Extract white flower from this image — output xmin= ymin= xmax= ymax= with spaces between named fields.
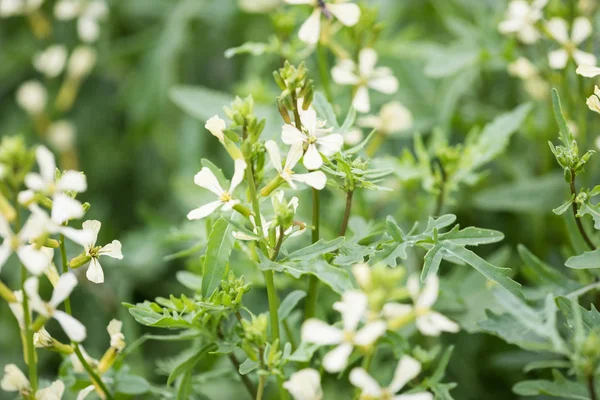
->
xmin=67 ymin=46 xmax=97 ymax=79
xmin=281 ymin=108 xmax=343 ymax=170
xmin=54 ymin=0 xmax=108 ymax=42
xmin=205 ymin=115 xmax=226 ymax=142
xmin=0 ymin=0 xmax=43 ymax=16
xmin=33 ymin=45 xmax=68 ymax=78
xmin=25 ymin=273 xmax=87 ymax=342
xmin=28 ymin=204 xmax=91 ymax=246
xmin=26 ymin=145 xmax=87 ymax=196
xmin=586 ymin=86 xmax=600 ymax=114
xmin=79 ymin=220 xmax=123 ymax=284
xmin=357 ymin=101 xmax=413 ymax=136
xmin=8 ymin=290 xmax=26 ymax=329
xmin=77 ymin=385 xmax=96 ymax=400
xmin=16 ymin=80 xmax=47 ymax=115
xmin=239 ymin=0 xmax=280 ymax=13
xmin=546 ymin=17 xmax=596 ymax=69
xmin=595 ymin=135 xmax=600 ymax=151
xmin=1 ymin=364 xmax=30 ymax=393
xmin=285 ymin=0 xmax=360 ymax=45
xmin=352 ymin=263 xmax=371 ymax=289
xmin=34 ymin=327 xmax=53 ymax=348
xmin=577 ymin=64 xmax=600 ymax=77
xmin=265 ymin=141 xmax=327 ymax=189
xmin=350 ymin=355 xmax=433 ymax=400
xmin=187 ymin=159 xmax=247 ymax=220
xmin=383 ymin=275 xmax=459 ymax=337
xmin=48 ymin=120 xmax=77 ymax=152
xmin=36 ymin=380 xmax=65 ymax=400
xmin=344 ymin=127 xmax=364 ymax=145
xmin=331 ymin=48 xmax=398 ymax=113
xmin=107 ymin=319 xmax=126 ymax=351
xmin=498 ymin=0 xmax=547 ymax=44
xmin=0 ymin=213 xmax=53 ymax=275
xmin=284 ymin=368 xmax=323 ymax=400
xmin=301 ymin=290 xmax=386 ymax=373
xmin=507 ymin=57 xmax=538 ymax=79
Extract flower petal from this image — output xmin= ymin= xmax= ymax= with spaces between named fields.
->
xmin=368 ymin=71 xmax=399 ymax=94
xmin=18 ymin=245 xmax=51 ymax=276
xmin=301 ymin=319 xmax=343 ymax=345
xmin=51 ymin=193 xmax=85 ymax=224
xmin=1 ymin=364 xmax=30 ymax=392
xmin=352 ymin=86 xmax=371 ymax=113
xmin=572 ymin=17 xmax=592 ymax=45
xmin=331 ymin=60 xmax=360 ymax=86
xmin=394 ymin=392 xmax=434 ymax=400
xmin=229 ymin=159 xmax=247 ymax=193
xmin=283 ymin=369 xmax=323 ymax=400
xmin=349 ymin=367 xmax=383 ymax=396
xmin=57 ymin=170 xmax=87 ymax=193
xmin=327 ymin=3 xmax=360 ymax=26
xmin=187 ymin=200 xmax=223 ymax=220
xmin=322 ymin=342 xmax=353 ymax=373
xmin=317 ymin=133 xmax=343 ymax=156
xmin=292 ymin=171 xmax=327 ymax=190
xmin=284 ymin=143 xmax=304 ymax=171
xmin=353 ymin=320 xmax=386 ymax=346
xmin=54 ymin=310 xmax=87 ymax=342
xmin=282 ymin=124 xmax=307 ymax=145
xmin=194 ymin=167 xmax=224 ymax=196
xmin=382 ymin=302 xmax=413 ymax=319
xmin=50 ymin=272 xmax=78 ymax=308
xmin=546 ymin=18 xmax=569 ymax=43
xmin=417 ymin=275 xmax=439 ymax=309
xmin=333 ymin=290 xmax=368 ymax=331
xmin=76 ymin=385 xmax=96 ymax=400
xmin=205 ymin=115 xmax=226 ymax=142
xmin=573 ymin=49 xmax=597 ymax=67
xmin=359 ymin=48 xmax=378 ymax=78
xmin=82 ymin=220 xmax=101 ymax=248
xmin=388 ymin=355 xmax=422 ymax=394
xmin=303 ymin=143 xmax=323 ymax=170
xmin=24 ymin=277 xmax=48 ymax=316
xmin=298 ymin=8 xmax=321 ymax=44
xmin=100 ymin=240 xmax=123 ymax=259
xmin=36 ymin=380 xmax=65 ymax=400
xmin=577 ymin=65 xmax=600 ymax=77
xmin=417 ymin=312 xmax=460 ymax=337
xmin=60 ymin=226 xmax=93 ymax=247
xmin=265 ymin=140 xmax=283 ymax=173
xmin=86 ymin=257 xmax=104 ymax=284
xmin=0 ymin=243 xmax=12 ymax=273
xmin=36 ymin=145 xmax=57 ymax=183
xmin=24 ymin=173 xmax=47 ymax=192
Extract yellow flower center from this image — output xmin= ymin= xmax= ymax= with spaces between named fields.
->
xmin=343 ymin=330 xmax=354 ymax=343
xmin=307 ymin=135 xmax=317 ymax=144
xmin=219 ymin=192 xmax=232 ymax=202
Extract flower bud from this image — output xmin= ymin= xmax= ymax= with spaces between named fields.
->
xmin=69 ymin=253 xmax=92 ymax=269
xmin=273 ymin=71 xmax=287 ymax=90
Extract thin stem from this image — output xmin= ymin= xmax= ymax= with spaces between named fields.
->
xmin=21 ymin=265 xmax=38 ymax=393
xmin=217 ymin=325 xmax=256 ymax=398
xmin=433 ymin=158 xmax=447 ymax=217
xmin=316 ymin=42 xmax=332 ymax=102
xmin=304 ymin=188 xmax=321 ymax=320
xmin=339 ymin=190 xmax=354 ymax=236
xmin=588 ymin=374 xmax=597 ymax=400
xmin=569 ymin=170 xmax=596 ymax=251
xmin=256 ymin=375 xmax=266 ymax=400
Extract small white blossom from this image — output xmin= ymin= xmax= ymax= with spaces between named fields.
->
xmin=8 ymin=290 xmax=26 ymax=329
xmin=265 ymin=140 xmax=327 ymax=189
xmin=26 ymin=145 xmax=87 ymax=197
xmin=77 ymin=385 xmax=96 ymax=400
xmin=350 ymin=355 xmax=433 ymax=400
xmin=352 ymin=263 xmax=371 ymax=289
xmin=36 ymin=380 xmax=65 ymax=400
xmin=507 ymin=58 xmax=549 ymax=99
xmin=54 ymin=0 xmax=108 ymax=42
xmin=281 ymin=108 xmax=343 ymax=170
xmin=25 ymin=273 xmax=87 ymax=342
xmin=302 ymin=290 xmax=386 ymax=373
xmin=107 ymin=319 xmax=126 ymax=351
xmin=498 ymin=0 xmax=547 ymax=43
xmin=285 ymin=0 xmax=360 ymax=45
xmin=34 ymin=327 xmax=54 ymax=348
xmin=284 ymin=368 xmax=323 ymax=400
xmin=344 ymin=127 xmax=364 ymax=145
xmin=0 ymin=0 xmax=43 ymax=16
xmin=67 ymin=46 xmax=97 ymax=79
xmin=577 ymin=64 xmax=600 ymax=77
xmin=33 ymin=45 xmax=68 ymax=78
xmin=0 ymin=364 xmax=30 ymax=393
xmin=79 ymin=220 xmax=123 ymax=283
xmin=0 ymin=213 xmax=52 ymax=275
xmin=546 ymin=17 xmax=596 ymax=69
xmin=331 ymin=48 xmax=398 ymax=113
xmin=16 ymin=80 xmax=47 ymax=115
xmin=239 ymin=0 xmax=280 ymax=13
xmin=357 ymin=101 xmax=413 ymax=136
xmin=586 ymin=86 xmax=600 ymax=114
xmin=383 ymin=275 xmax=459 ymax=336
xmin=47 ymin=120 xmax=77 ymax=152
xmin=205 ymin=115 xmax=226 ymax=142
xmin=187 ymin=159 xmax=247 ymax=220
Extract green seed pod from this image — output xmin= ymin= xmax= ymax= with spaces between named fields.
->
xmin=273 ymin=71 xmax=287 ymax=90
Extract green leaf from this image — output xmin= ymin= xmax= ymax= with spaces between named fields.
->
xmin=479 ymin=310 xmax=554 ymax=352
xmin=286 ymin=342 xmax=320 ymax=363
xmin=115 ymin=374 xmax=151 ymax=395
xmin=523 ymin=360 xmax=571 ymax=373
xmin=127 ymin=305 xmax=194 ymax=329
xmin=441 ymin=241 xmax=523 ymax=300
xmin=438 ymin=226 xmax=504 ymax=246
xmin=339 ymin=106 xmax=356 ymax=134
xmin=284 ymin=238 xmax=345 ymax=261
xmin=312 ymin=91 xmax=339 ymax=129
xmin=553 ymin=195 xmax=575 ymax=215
xmin=577 ymin=201 xmax=600 ymax=229
xmin=422 ymin=243 xmax=443 ymax=281
xmin=168 ymin=343 xmax=216 ymax=386
xmin=238 ymin=359 xmax=259 ymax=375
xmin=224 ymin=42 xmax=269 ymax=58
xmin=278 ymin=290 xmax=306 ymax=321
xmin=176 ymin=271 xmax=203 ymax=291
xmin=386 ymin=216 xmax=405 ymax=242
xmin=202 ymin=218 xmax=235 ymax=297
xmin=518 ymin=244 xmax=572 ymax=287
xmin=513 ymin=371 xmax=589 ymax=399
xmin=566 ymin=248 xmax=600 ymax=269
xmin=551 ymin=89 xmax=574 ymax=148
xmin=556 ymin=296 xmax=600 ymax=334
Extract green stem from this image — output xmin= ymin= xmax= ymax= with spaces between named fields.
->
xmin=304 ymin=189 xmax=321 ymax=320
xmin=339 ymin=190 xmax=354 ymax=236
xmin=569 ymin=170 xmax=597 ymax=251
xmin=256 ymin=375 xmax=266 ymax=400
xmin=21 ymin=265 xmax=38 ymax=393
xmin=317 ymin=42 xmax=332 ymax=102
xmin=588 ymin=374 xmax=597 ymax=400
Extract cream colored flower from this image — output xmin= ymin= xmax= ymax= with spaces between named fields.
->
xmin=498 ymin=0 xmax=547 ymax=43
xmin=546 ymin=17 xmax=596 ymax=69
xmin=357 ymin=101 xmax=413 ymax=136
xmin=16 ymin=80 xmax=47 ymax=115
xmin=587 ymin=86 xmax=600 ymax=114
xmin=33 ymin=45 xmax=68 ymax=78
xmin=284 ymin=368 xmax=323 ymax=400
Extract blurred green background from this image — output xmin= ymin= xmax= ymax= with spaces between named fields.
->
xmin=1 ymin=0 xmax=598 ymax=399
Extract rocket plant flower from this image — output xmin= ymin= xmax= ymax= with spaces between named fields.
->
xmin=546 ymin=17 xmax=596 ymax=69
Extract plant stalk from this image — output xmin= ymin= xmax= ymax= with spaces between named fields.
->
xmin=21 ymin=265 xmax=38 ymax=393
xmin=569 ymin=170 xmax=596 ymax=251
xmin=304 ymin=188 xmax=321 ymax=320
xmin=339 ymin=190 xmax=354 ymax=236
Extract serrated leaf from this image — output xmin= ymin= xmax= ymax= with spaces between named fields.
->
xmin=422 ymin=244 xmax=443 ymax=281
xmin=286 ymin=342 xmax=320 ymax=363
xmin=556 ymin=296 xmax=600 ymax=334
xmin=202 ymin=218 xmax=235 ymax=297
xmin=284 ymin=238 xmax=345 ymax=261
xmin=513 ymin=373 xmax=588 ymax=399
xmin=577 ymin=201 xmax=600 ymax=229
xmin=278 ymin=290 xmax=306 ymax=321
xmin=439 ymin=227 xmax=504 ymax=246
xmin=566 ymin=248 xmax=600 ymax=269
xmin=386 ymin=216 xmax=405 ymax=242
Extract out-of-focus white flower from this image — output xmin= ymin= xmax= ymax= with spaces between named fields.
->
xmin=187 ymin=159 xmax=247 ymax=220
xmin=302 ymin=290 xmax=386 ymax=373
xmin=76 ymin=385 xmax=96 ymax=400
xmin=35 ymin=380 xmax=65 ymax=400
xmin=0 ymin=213 xmax=52 ymax=275
xmin=507 ymin=58 xmax=549 ymax=100
xmin=352 ymin=263 xmax=371 ymax=289
xmin=357 ymin=101 xmax=413 ymax=136
xmin=281 ymin=108 xmax=343 ymax=170
xmin=67 ymin=46 xmax=97 ymax=79
xmin=48 ymin=120 xmax=77 ymax=152
xmin=546 ymin=17 xmax=596 ymax=69
xmin=577 ymin=64 xmax=600 ymax=77
xmin=284 ymin=368 xmax=323 ymax=400
xmin=205 ymin=115 xmax=226 ymax=142
xmin=350 ymin=355 xmax=433 ymax=400
xmin=8 ymin=291 xmax=26 ymax=329
xmin=498 ymin=0 xmax=547 ymax=43
xmin=33 ymin=45 xmax=68 ymax=78
xmin=265 ymin=140 xmax=327 ymax=189
xmin=332 ymin=48 xmax=398 ymax=113
xmin=595 ymin=135 xmax=600 ymax=151
xmin=344 ymin=127 xmax=364 ymax=146
xmin=0 ymin=0 xmax=43 ymax=16
xmin=284 ymin=0 xmax=360 ymax=45
xmin=0 ymin=364 xmax=30 ymax=393
xmin=54 ymin=0 xmax=108 ymax=42
xmin=16 ymin=80 xmax=47 ymax=115
xmin=239 ymin=0 xmax=280 ymax=13
xmin=78 ymin=220 xmax=123 ymax=284
xmin=25 ymin=273 xmax=87 ymax=342
xmin=107 ymin=319 xmax=125 ymax=351
xmin=383 ymin=275 xmax=459 ymax=336
xmin=586 ymin=86 xmax=600 ymax=114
